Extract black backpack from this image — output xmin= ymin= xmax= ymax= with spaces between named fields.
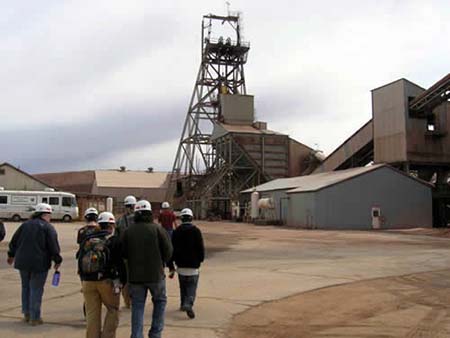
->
xmin=78 ymin=233 xmax=110 ymax=277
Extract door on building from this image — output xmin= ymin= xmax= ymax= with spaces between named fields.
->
xmin=280 ymin=197 xmax=289 ymax=225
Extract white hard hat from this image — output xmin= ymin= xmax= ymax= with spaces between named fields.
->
xmin=161 ymin=202 xmax=170 ymax=209
xmin=98 ymin=212 xmax=115 ymax=224
xmin=180 ymin=208 xmax=193 ymax=217
xmin=84 ymin=207 xmax=98 ymax=217
xmin=35 ymin=203 xmax=52 ymax=214
xmin=135 ymin=200 xmax=152 ymax=212
xmin=124 ymin=195 xmax=137 ymax=206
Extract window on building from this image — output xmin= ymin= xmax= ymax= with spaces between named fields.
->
xmin=49 ymin=197 xmax=59 ymax=205
xmin=0 ymin=196 xmax=7 ymax=204
xmin=0 ymin=169 xmax=5 ymax=175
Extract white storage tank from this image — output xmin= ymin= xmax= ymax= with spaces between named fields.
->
xmin=250 ymin=190 xmax=259 ymax=220
xmin=258 ymin=198 xmax=274 ymax=209
xmin=106 ymin=197 xmax=113 ymax=213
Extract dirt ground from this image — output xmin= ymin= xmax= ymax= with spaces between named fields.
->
xmin=227 ymin=270 xmax=450 ymax=338
xmin=2 ymin=221 xmax=450 ymax=338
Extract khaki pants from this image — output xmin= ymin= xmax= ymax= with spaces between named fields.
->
xmin=122 ymin=283 xmax=131 ymax=308
xmin=82 ymin=280 xmax=120 ymax=338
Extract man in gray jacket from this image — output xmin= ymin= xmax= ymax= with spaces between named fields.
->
xmin=122 ymin=200 xmax=172 ymax=338
xmin=7 ymin=203 xmax=62 ymax=326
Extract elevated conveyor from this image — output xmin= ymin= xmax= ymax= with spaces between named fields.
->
xmin=313 ymin=120 xmax=374 ymax=173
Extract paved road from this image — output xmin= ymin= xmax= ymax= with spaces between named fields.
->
xmin=0 ymin=221 xmax=449 ymax=338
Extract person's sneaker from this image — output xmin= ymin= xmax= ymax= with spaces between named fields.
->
xmin=186 ymin=308 xmax=195 ymax=319
xmin=30 ymin=319 xmax=43 ymax=326
xmin=22 ymin=315 xmax=30 ymax=323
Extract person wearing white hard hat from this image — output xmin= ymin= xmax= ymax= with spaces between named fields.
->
xmin=77 ymin=207 xmax=99 ymax=244
xmin=79 ymin=211 xmax=126 ymax=338
xmin=116 ymin=195 xmax=136 ymax=309
xmin=7 ymin=203 xmax=62 ymax=326
xmin=168 ymin=208 xmax=204 ymax=319
xmin=122 ymin=200 xmax=173 ymax=338
xmin=116 ymin=195 xmax=136 ymax=238
xmin=158 ymin=201 xmax=177 ymax=238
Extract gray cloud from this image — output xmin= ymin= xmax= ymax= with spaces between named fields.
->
xmin=1 ymin=100 xmax=185 ymax=173
xmin=1 ymin=1 xmax=449 ymax=174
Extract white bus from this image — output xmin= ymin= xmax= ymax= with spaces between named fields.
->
xmin=0 ymin=189 xmax=79 ymax=222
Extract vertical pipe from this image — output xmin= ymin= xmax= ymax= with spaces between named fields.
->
xmin=262 ymin=136 xmax=265 ymax=173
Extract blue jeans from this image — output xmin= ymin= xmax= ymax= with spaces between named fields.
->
xmin=129 ymin=280 xmax=167 ymax=338
xmin=19 ymin=270 xmax=49 ymax=320
xmin=164 ymin=229 xmax=173 ymax=238
xmin=178 ymin=274 xmax=199 ymax=310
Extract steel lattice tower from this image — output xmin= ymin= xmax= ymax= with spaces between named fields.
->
xmin=169 ymin=13 xmax=250 ymax=203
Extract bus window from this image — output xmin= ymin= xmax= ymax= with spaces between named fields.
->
xmin=0 ymin=196 xmax=7 ymax=204
xmin=49 ymin=197 xmax=59 ymax=206
xmin=42 ymin=197 xmax=48 ymax=203
xmin=62 ymin=197 xmax=76 ymax=207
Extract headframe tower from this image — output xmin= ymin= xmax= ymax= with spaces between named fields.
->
xmin=169 ymin=13 xmax=250 ymax=207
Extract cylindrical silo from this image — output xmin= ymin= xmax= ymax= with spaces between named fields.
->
xmin=250 ymin=190 xmax=259 ymax=220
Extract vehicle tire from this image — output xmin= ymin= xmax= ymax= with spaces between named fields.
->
xmin=12 ymin=214 xmax=21 ymax=222
xmin=62 ymin=215 xmax=72 ymax=222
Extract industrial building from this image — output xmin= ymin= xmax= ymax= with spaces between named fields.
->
xmin=166 ymin=12 xmax=449 ymax=227
xmin=243 ymin=74 xmax=449 ymax=228
xmin=0 ymin=162 xmax=52 ymax=191
xmin=312 ymin=74 xmax=450 ymax=227
xmin=242 ymin=164 xmax=432 ymax=229
xmin=168 ymin=13 xmax=321 ymax=219
xmin=35 ymin=168 xmax=170 ymax=216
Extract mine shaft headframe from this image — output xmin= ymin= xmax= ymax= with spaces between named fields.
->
xmin=203 ymin=14 xmax=242 ymax=44
xmin=201 ymin=13 xmax=250 ymax=64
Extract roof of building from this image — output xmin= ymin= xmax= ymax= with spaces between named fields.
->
xmin=1 ymin=162 xmax=52 ymax=189
xmin=370 ymin=77 xmax=426 ymax=92
xmin=220 ymin=123 xmax=284 ymax=135
xmin=212 ymin=122 xmax=286 ymax=140
xmin=94 ymin=170 xmax=170 ymax=189
xmin=242 ymin=164 xmax=432 ymax=194
xmin=34 ymin=170 xmax=95 ymax=194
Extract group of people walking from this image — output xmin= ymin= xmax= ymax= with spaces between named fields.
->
xmin=6 ymin=195 xmax=205 ymax=338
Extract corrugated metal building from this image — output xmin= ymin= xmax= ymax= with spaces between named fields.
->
xmin=0 ymin=163 xmax=51 ymax=191
xmin=35 ymin=169 xmax=171 ymax=216
xmin=92 ymin=170 xmax=169 ymax=213
xmin=243 ymin=164 xmax=432 ymax=229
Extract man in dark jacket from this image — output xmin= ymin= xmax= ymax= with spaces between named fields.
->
xmin=7 ymin=203 xmax=62 ymax=326
xmin=122 ymin=200 xmax=172 ymax=338
xmin=115 ymin=195 xmax=136 ymax=309
xmin=0 ymin=220 xmax=5 ymax=242
xmin=79 ymin=212 xmax=126 ymax=338
xmin=169 ymin=208 xmax=205 ymax=319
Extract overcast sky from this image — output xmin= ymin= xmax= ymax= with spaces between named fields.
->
xmin=1 ymin=0 xmax=449 ymax=173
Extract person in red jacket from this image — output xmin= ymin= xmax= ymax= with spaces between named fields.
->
xmin=158 ymin=202 xmax=177 ymax=237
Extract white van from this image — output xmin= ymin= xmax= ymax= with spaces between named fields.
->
xmin=0 ymin=189 xmax=79 ymax=222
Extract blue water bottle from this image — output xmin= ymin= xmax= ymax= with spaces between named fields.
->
xmin=52 ymin=271 xmax=60 ymax=287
